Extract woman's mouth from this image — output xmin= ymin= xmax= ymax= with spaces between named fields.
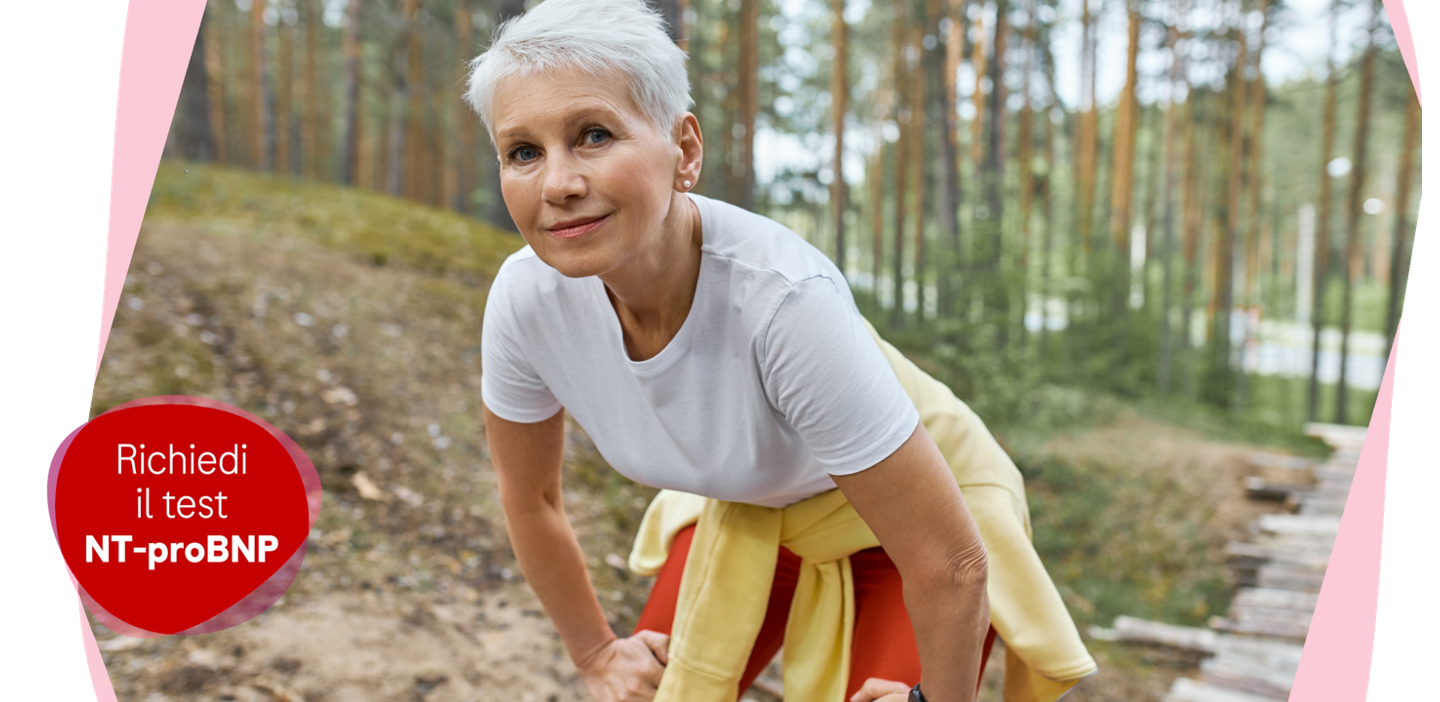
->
xmin=548 ymin=215 xmax=609 ymax=239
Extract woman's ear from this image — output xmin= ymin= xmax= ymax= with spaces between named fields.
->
xmin=674 ymin=112 xmax=703 ymax=192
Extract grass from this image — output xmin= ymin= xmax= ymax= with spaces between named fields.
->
xmin=1017 ymin=450 xmax=1234 ymax=631
xmin=1241 ymin=373 xmax=1379 ymax=432
xmin=146 ymin=161 xmax=523 ymax=285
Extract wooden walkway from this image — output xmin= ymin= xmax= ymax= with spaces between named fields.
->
xmin=1092 ymin=423 xmax=1367 ymax=702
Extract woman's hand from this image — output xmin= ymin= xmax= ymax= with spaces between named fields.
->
xmin=850 ymin=677 xmax=913 ymax=702
xmin=576 ymin=630 xmax=671 ymax=702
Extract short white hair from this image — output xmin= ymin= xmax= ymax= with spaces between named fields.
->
xmin=464 ymin=0 xmax=692 ymax=141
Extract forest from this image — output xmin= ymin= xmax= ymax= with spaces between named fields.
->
xmin=87 ymin=1 xmax=1418 ymax=698
xmin=162 ymin=0 xmax=1419 ymax=431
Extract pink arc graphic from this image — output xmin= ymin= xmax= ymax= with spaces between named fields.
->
xmin=89 ymin=0 xmax=1421 ymax=700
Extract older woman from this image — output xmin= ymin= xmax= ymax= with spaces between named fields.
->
xmin=466 ymin=2 xmax=1094 ymax=702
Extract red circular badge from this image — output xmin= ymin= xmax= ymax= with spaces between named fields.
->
xmin=48 ymin=396 xmax=320 ymax=637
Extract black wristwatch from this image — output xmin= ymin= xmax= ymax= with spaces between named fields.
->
xmin=909 ymin=683 xmax=928 ymax=702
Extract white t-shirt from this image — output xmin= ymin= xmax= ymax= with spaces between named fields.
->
xmin=480 ymin=194 xmax=920 ymax=508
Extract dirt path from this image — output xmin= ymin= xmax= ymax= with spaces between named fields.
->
xmin=96 ymin=581 xmax=590 ymax=702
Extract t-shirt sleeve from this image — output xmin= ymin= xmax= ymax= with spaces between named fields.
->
xmin=758 ymin=275 xmax=920 ymax=476
xmin=480 ymin=264 xmax=563 ymax=423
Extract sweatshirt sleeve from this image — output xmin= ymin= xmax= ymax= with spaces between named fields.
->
xmin=758 ymin=275 xmax=920 ymax=475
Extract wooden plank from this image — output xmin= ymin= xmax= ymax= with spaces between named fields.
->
xmin=1217 ymin=616 xmax=1311 ymax=640
xmin=1253 ymin=533 xmax=1338 ymax=554
xmin=1232 ymin=588 xmax=1319 ymax=610
xmin=1229 ymin=604 xmax=1315 ymax=622
xmin=1199 ymin=656 xmax=1297 ymax=697
xmin=1110 ymin=616 xmax=1219 ymax=653
xmin=1304 ymin=423 xmax=1368 ymax=449
xmin=1245 ymin=476 xmax=1313 ymax=502
xmin=1212 ymin=635 xmax=1305 ymax=667
xmin=1256 ymin=566 xmax=1326 ymax=592
xmin=1312 ymin=465 xmax=1357 ymax=482
xmin=1256 ymin=514 xmax=1341 ymax=537
xmin=1297 ymin=500 xmax=1347 ymax=517
xmin=1224 ymin=542 xmax=1329 ymax=568
xmin=1166 ymin=677 xmax=1287 ymax=702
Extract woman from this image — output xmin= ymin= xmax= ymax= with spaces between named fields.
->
xmin=466 ymin=2 xmax=1094 ymax=701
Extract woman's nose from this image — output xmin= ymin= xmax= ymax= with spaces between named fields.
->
xmin=541 ymin=153 xmax=587 ymax=204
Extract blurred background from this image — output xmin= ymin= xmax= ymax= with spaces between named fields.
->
xmin=161 ymin=0 xmax=1418 ymax=429
xmin=93 ymin=0 xmax=1416 ymax=700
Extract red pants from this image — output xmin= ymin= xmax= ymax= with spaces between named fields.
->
xmin=635 ymin=524 xmax=997 ymax=699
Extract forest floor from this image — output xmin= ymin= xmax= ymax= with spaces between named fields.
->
xmin=90 ymin=163 xmax=1321 ymax=702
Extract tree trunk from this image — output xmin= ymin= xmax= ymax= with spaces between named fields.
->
xmin=453 ymin=0 xmax=474 ymax=212
xmin=1017 ymin=7 xmax=1035 ymax=345
xmin=892 ymin=28 xmax=910 ymax=329
xmin=302 ymin=0 xmax=324 ymax=179
xmin=1110 ymin=0 xmax=1141 ymax=337
xmin=646 ymin=0 xmax=682 ymax=42
xmin=911 ymin=20 xmax=928 ymax=324
xmin=1243 ymin=0 xmax=1270 ymax=308
xmin=1158 ymin=0 xmax=1188 ymax=393
xmin=1040 ymin=19 xmax=1058 ymax=357
xmin=428 ymin=76 xmax=445 ymax=207
xmin=170 ymin=9 xmax=217 ymax=162
xmin=277 ymin=14 xmax=294 ymax=175
xmin=1234 ymin=0 xmax=1270 ymax=409
xmin=984 ymin=0 xmax=1008 ymax=342
xmin=393 ymin=0 xmax=420 ymax=199
xmin=1140 ymin=102 xmax=1163 ymax=306
xmin=1307 ymin=0 xmax=1340 ymax=422
xmin=831 ymin=0 xmax=849 ymax=276
xmin=939 ymin=0 xmax=965 ymax=319
xmin=204 ymin=3 xmax=229 ymax=164
xmin=969 ymin=10 xmax=987 ymax=171
xmin=737 ymin=0 xmax=759 ymax=210
xmin=341 ymin=0 xmax=363 ymax=185
xmin=1385 ymin=84 xmax=1421 ymax=360
xmin=685 ymin=0 xmax=703 ymax=194
xmin=678 ymin=0 xmax=690 ymax=50
xmin=1336 ymin=0 xmax=1379 ymax=425
xmin=1181 ymin=92 xmax=1209 ymax=398
xmin=1076 ymin=0 xmax=1098 ymax=256
xmin=1109 ymin=0 xmax=1141 ymax=256
xmin=1207 ymin=19 xmax=1247 ymax=408
xmin=251 ymin=0 xmax=269 ymax=170
xmin=406 ymin=0 xmax=425 ymax=200
xmin=719 ymin=19 xmax=736 ymax=203
xmin=871 ymin=143 xmax=886 ymax=311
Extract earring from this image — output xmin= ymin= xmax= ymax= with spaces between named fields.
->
xmin=683 ymin=180 xmax=692 ymax=189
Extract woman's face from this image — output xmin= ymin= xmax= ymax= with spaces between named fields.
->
xmin=491 ymin=66 xmax=696 ymax=280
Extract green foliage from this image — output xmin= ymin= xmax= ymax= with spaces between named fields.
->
xmin=147 ymin=161 xmax=524 ymax=284
xmin=1019 ymin=452 xmax=1233 ymax=630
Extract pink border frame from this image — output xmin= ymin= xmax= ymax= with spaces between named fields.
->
xmin=88 ymin=0 xmax=1421 ymax=699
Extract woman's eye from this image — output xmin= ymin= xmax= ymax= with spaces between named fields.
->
xmin=511 ymin=146 xmax=538 ymax=162
xmin=585 ymin=128 xmax=610 ymax=145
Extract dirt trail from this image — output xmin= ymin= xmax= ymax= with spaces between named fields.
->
xmin=96 ymin=582 xmax=589 ymax=702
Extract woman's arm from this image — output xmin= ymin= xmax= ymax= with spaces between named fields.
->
xmin=831 ymin=420 xmax=991 ymax=702
xmin=482 ymin=404 xmax=669 ymax=701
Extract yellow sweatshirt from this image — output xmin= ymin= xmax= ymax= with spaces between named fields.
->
xmin=628 ymin=321 xmax=1097 ymax=702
